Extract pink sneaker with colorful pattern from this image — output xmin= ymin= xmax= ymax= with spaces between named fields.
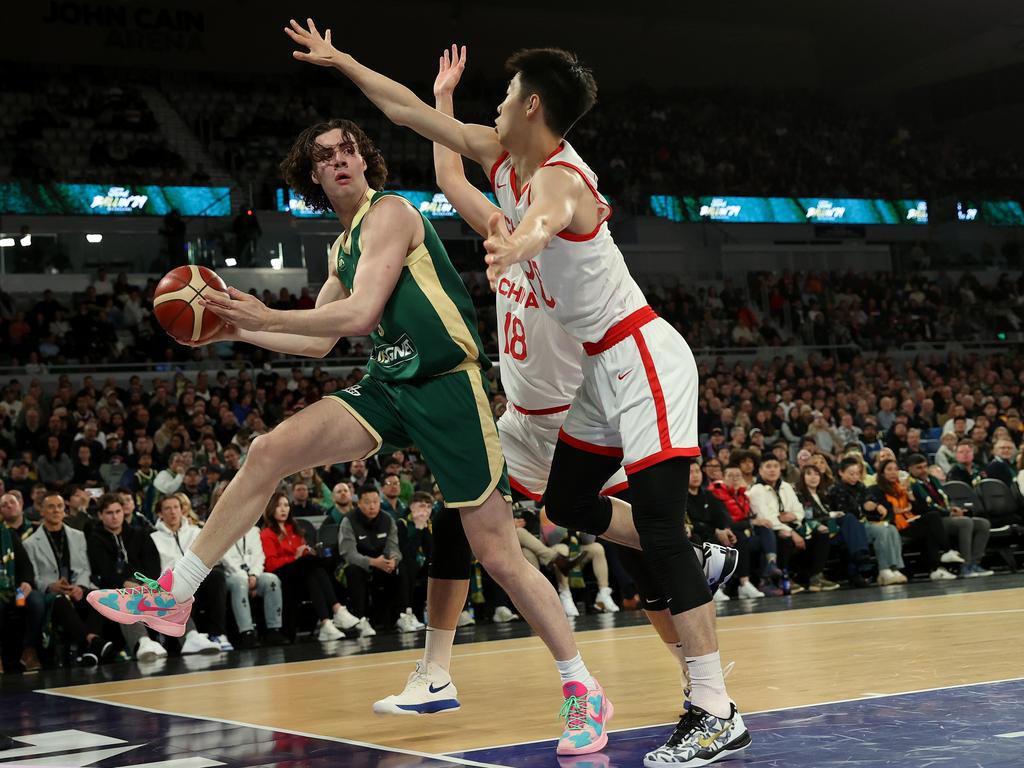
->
xmin=557 ymin=679 xmax=614 ymax=755
xmin=87 ymin=569 xmax=192 ymax=637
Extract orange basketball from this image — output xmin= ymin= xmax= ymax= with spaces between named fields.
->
xmin=153 ymin=265 xmax=229 ymax=343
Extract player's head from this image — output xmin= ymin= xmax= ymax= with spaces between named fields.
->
xmin=280 ymin=118 xmax=387 ymax=213
xmin=497 ymin=48 xmax=597 ymax=147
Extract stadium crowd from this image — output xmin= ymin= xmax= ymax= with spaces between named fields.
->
xmin=0 ymin=337 xmax=1022 ymax=671
xmin=1 ymin=269 xmax=1020 ymax=370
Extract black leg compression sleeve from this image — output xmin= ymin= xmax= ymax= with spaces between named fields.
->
xmin=544 ymin=439 xmax=621 ymax=535
xmin=616 ymin=543 xmax=668 ymax=611
xmin=629 ymin=458 xmax=712 ymax=615
xmin=428 ymin=503 xmax=473 ymax=580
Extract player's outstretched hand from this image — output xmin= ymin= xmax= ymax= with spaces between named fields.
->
xmin=433 ymin=44 xmax=467 ymax=99
xmin=199 ymin=287 xmax=272 ymax=331
xmin=484 ymin=212 xmax=515 ymax=291
xmin=285 ymin=18 xmax=340 ymax=67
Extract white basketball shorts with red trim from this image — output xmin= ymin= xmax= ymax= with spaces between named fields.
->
xmin=559 ymin=308 xmax=700 ymax=475
xmin=498 ymin=405 xmax=629 ymax=501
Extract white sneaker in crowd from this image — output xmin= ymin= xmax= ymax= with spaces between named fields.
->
xmin=181 ymin=630 xmax=221 ymax=655
xmin=317 ymin=620 xmax=344 ymax=641
xmin=333 ymin=605 xmax=360 ymax=631
xmin=713 ymin=588 xmax=731 ymax=602
xmin=456 ymin=609 xmax=475 ymax=627
xmin=559 ymin=590 xmax=579 ymax=617
xmin=135 ymin=636 xmax=167 ymax=662
xmin=208 ymin=634 xmax=234 ymax=651
xmin=396 ymin=610 xmax=423 ymax=633
xmin=357 ymin=616 xmax=378 ymax=637
xmin=930 ymin=567 xmax=957 ymax=581
xmin=878 ymin=568 xmax=901 ymax=586
xmin=737 ymin=581 xmax=765 ymax=599
xmin=940 ymin=550 xmax=965 ymax=565
xmin=492 ymin=606 xmax=519 ymax=623
xmin=594 ymin=586 xmax=620 ymax=613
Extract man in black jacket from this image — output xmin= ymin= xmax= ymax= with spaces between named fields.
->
xmin=984 ymin=439 xmax=1016 ymax=488
xmin=86 ymin=493 xmax=166 ymax=661
xmin=0 ymin=514 xmax=42 ymax=672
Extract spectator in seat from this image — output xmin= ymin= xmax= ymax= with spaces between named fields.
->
xmin=380 ymin=474 xmax=407 ymax=520
xmin=687 ymin=460 xmax=757 ymax=598
xmin=220 ymin=525 xmax=287 ymax=648
xmin=261 ymin=492 xmax=358 ymax=641
xmin=347 ymin=458 xmax=375 ymax=490
xmin=319 ymin=482 xmax=355 ymax=549
xmin=772 ymin=442 xmax=799 ymax=484
xmin=116 ymin=489 xmax=152 ymax=533
xmin=747 ymin=456 xmax=811 ymax=594
xmin=795 ymin=465 xmax=869 ymax=588
xmin=35 ymin=436 xmax=73 ymax=492
xmin=150 ymin=495 xmax=225 ymax=653
xmin=709 ymin=464 xmax=779 ymax=596
xmin=154 ymin=452 xmax=189 ymax=495
xmin=288 ymin=481 xmax=320 ymax=517
xmin=339 ymin=486 xmax=401 ymax=636
xmin=703 ymin=457 xmax=723 ymax=483
xmin=969 ymin=425 xmax=993 ymax=467
xmin=735 ymin=449 xmax=758 ymax=488
xmin=946 ymin=442 xmax=982 ymax=485
xmin=906 ymin=455 xmax=993 ymax=579
xmin=935 ymin=432 xmax=958 ymax=475
xmin=860 ymin=422 xmax=884 ymax=465
xmin=64 ymin=486 xmax=95 ymax=532
xmin=99 ymin=436 xmax=132 ymax=490
xmin=827 ymin=457 xmax=903 ymax=587
xmin=1 ymin=491 xmax=36 ymax=541
xmin=394 ymin=491 xmax=433 ymax=632
xmin=86 ymin=493 xmax=165 ymax=661
xmin=131 ymin=452 xmax=158 ymax=521
xmin=869 ymin=459 xmax=960 ymax=582
xmin=984 ymin=439 xmax=1016 ymax=487
xmin=71 ymin=445 xmax=102 ymax=489
xmin=23 ymin=492 xmax=118 ymax=665
xmin=0 ymin=493 xmax=43 ymax=672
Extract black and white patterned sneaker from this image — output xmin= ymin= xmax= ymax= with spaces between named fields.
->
xmin=644 ymin=702 xmax=750 ymax=767
xmin=701 ymin=542 xmax=739 ymax=593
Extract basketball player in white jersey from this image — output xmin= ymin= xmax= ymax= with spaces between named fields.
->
xmin=373 ymin=45 xmax=737 ymax=730
xmin=287 ymin=20 xmax=749 ymax=766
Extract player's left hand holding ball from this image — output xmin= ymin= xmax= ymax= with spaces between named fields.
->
xmin=199 ymin=287 xmax=272 ymax=331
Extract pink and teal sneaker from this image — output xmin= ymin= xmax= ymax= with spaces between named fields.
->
xmin=556 ymin=679 xmax=613 ymax=755
xmin=87 ymin=569 xmax=192 ymax=637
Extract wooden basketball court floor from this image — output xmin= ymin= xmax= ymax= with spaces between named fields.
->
xmin=15 ymin=583 xmax=1022 ymax=767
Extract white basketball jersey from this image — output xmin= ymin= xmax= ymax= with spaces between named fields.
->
xmin=490 ymin=141 xmax=647 ymax=345
xmin=495 ymin=263 xmax=584 ymax=412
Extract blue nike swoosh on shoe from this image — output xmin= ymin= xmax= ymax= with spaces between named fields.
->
xmin=428 ymin=682 xmax=451 ymax=694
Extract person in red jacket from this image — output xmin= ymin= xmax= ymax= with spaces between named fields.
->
xmin=708 ymin=465 xmax=782 ymax=597
xmin=260 ymin=492 xmax=355 ymax=642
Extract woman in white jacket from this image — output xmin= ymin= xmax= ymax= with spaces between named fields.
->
xmin=220 ymin=527 xmax=287 ymax=647
xmin=151 ymin=496 xmax=228 ymax=653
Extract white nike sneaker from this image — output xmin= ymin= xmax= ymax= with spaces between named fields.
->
xmin=701 ymin=542 xmax=739 ymax=591
xmin=594 ymin=586 xmax=620 ymax=613
xmin=333 ymin=605 xmax=360 ymax=631
xmin=930 ymin=567 xmax=957 ymax=581
xmin=373 ymin=660 xmax=460 ymax=715
xmin=135 ymin=636 xmax=167 ymax=662
xmin=492 ymin=605 xmax=519 ymax=623
xmin=356 ymin=616 xmax=377 ymax=637
xmin=317 ymin=621 xmax=344 ymax=641
xmin=645 ymin=702 xmax=750 ymax=767
xmin=208 ymin=634 xmax=234 ymax=651
xmin=940 ymin=550 xmax=965 ymax=565
xmin=181 ymin=630 xmax=221 ymax=655
xmin=395 ymin=610 xmax=422 ymax=633
xmin=713 ymin=588 xmax=731 ymax=602
xmin=736 ymin=581 xmax=765 ymax=599
xmin=457 ymin=609 xmax=475 ymax=627
xmin=559 ymin=590 xmax=579 ymax=617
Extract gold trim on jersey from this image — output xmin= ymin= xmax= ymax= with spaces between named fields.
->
xmin=445 ymin=370 xmax=506 ymax=508
xmin=406 ymin=249 xmax=479 ymax=368
xmin=340 ymin=188 xmax=377 ymax=255
xmin=322 ymin=395 xmax=384 ymax=460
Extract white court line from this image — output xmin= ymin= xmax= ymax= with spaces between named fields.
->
xmin=445 ymin=675 xmax=1024 ymax=755
xmin=67 ymin=606 xmax=1024 ymax=698
xmin=38 ymin=688 xmax=504 ymax=768
xmin=995 ymin=731 xmax=1024 ymax=738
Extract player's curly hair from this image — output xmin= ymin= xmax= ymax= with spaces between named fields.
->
xmin=505 ymin=48 xmax=597 ymax=137
xmin=279 ymin=119 xmax=388 ymax=213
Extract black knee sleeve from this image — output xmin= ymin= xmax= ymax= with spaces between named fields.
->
xmin=544 ymin=440 xmax=621 ymax=535
xmin=428 ymin=504 xmax=473 ymax=580
xmin=617 ymin=542 xmax=668 ymax=611
xmin=629 ymin=458 xmax=712 ymax=614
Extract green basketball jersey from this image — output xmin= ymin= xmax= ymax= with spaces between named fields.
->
xmin=330 ymin=190 xmax=490 ymax=382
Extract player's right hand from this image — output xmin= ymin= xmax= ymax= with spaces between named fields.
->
xmin=433 ymin=44 xmax=467 ymax=99
xmin=285 ymin=18 xmax=340 ymax=67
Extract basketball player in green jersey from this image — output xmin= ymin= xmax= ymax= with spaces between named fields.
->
xmin=87 ymin=118 xmax=614 ymax=754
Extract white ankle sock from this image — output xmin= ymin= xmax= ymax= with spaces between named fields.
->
xmin=170 ymin=550 xmax=211 ymax=603
xmin=555 ymin=652 xmax=596 ymax=689
xmin=423 ymin=627 xmax=456 ymax=672
xmin=665 ymin=641 xmax=690 ymax=693
xmin=686 ymin=650 xmax=731 ymax=718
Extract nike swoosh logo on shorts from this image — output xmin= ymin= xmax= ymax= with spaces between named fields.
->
xmin=496 ymin=183 xmax=507 ymax=189
xmin=428 ymin=682 xmax=451 ymax=694
xmin=618 ymin=369 xmax=633 ymax=380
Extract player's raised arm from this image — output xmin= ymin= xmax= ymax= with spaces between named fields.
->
xmin=432 ymin=45 xmax=500 ymax=238
xmin=285 ymin=19 xmax=502 ymax=172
